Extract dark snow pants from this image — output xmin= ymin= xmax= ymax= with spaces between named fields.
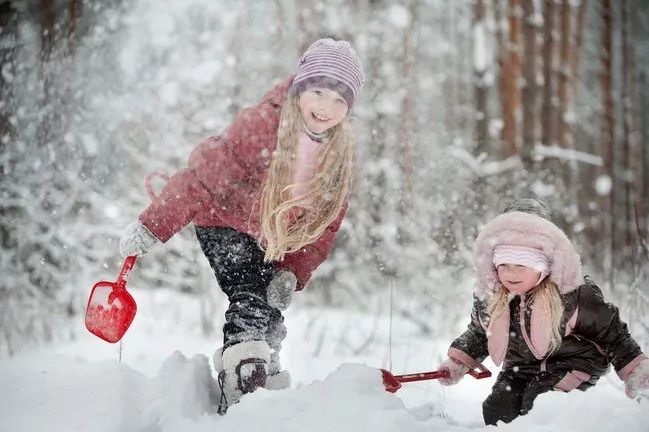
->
xmin=195 ymin=226 xmax=286 ymax=353
xmin=482 ymin=370 xmax=566 ymax=425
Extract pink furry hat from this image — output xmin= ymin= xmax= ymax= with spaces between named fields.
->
xmin=473 ymin=211 xmax=582 ymax=299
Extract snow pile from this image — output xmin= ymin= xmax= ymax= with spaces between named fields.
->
xmin=1 ymin=289 xmax=646 ymax=432
xmin=2 ymin=349 xmax=647 ymax=432
xmin=0 ymin=353 xmax=439 ymax=432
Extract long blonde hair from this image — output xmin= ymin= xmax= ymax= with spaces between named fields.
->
xmin=487 ymin=278 xmax=565 ymax=354
xmin=259 ymin=95 xmax=354 ymax=262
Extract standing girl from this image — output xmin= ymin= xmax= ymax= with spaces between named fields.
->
xmin=119 ymin=38 xmax=365 ymax=411
xmin=438 ymin=199 xmax=649 ymax=425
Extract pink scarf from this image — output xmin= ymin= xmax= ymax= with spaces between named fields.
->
xmin=487 ymin=295 xmax=552 ymax=366
xmin=291 ymin=131 xmax=322 ymax=200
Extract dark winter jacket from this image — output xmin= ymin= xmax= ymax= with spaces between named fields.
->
xmin=449 ymin=277 xmax=644 ymax=389
xmin=448 ymin=211 xmax=646 ymax=391
xmin=139 ymin=77 xmax=347 ymax=290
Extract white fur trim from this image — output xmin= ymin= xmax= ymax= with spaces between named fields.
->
xmin=222 ymin=340 xmax=271 ymax=372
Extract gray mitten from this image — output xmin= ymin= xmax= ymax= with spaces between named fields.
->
xmin=119 ymin=221 xmax=159 ymax=257
xmin=266 ymin=270 xmax=297 ymax=311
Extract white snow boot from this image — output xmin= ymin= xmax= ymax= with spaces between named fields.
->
xmin=216 ymin=340 xmax=270 ymax=414
xmin=213 ymin=341 xmax=291 ymax=412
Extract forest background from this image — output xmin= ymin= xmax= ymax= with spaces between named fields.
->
xmin=1 ymin=0 xmax=648 ymax=357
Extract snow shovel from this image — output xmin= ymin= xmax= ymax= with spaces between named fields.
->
xmin=381 ymin=363 xmax=492 ymax=393
xmin=85 ymin=255 xmax=138 ymax=343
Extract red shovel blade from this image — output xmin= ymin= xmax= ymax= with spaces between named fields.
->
xmin=381 ymin=363 xmax=492 ymax=393
xmin=85 ymin=256 xmax=138 ymax=343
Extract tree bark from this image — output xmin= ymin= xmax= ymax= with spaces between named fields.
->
xmin=0 ymin=1 xmax=17 ymax=224
xmin=40 ymin=0 xmax=56 ymax=62
xmin=474 ymin=0 xmax=490 ymax=157
xmin=599 ymin=0 xmax=615 ymax=284
xmin=520 ymin=0 xmax=537 ymax=169
xmin=398 ymin=0 xmax=419 ymax=214
xmin=556 ymin=0 xmax=572 ymax=150
xmin=501 ymin=0 xmax=521 ymax=157
xmin=493 ymin=0 xmax=505 ymax=155
xmin=0 ymin=2 xmax=16 ymax=149
xmin=66 ymin=0 xmax=83 ymax=54
xmin=640 ymin=69 xmax=649 ymax=249
xmin=540 ymin=0 xmax=556 ymax=149
xmin=620 ymin=0 xmax=642 ymax=267
xmin=569 ymin=0 xmax=587 ymax=103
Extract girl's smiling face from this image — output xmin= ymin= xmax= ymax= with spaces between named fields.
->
xmin=298 ymin=87 xmax=348 ymax=134
xmin=496 ymin=263 xmax=541 ymax=295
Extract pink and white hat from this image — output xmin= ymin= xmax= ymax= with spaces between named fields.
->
xmin=292 ymin=38 xmax=365 ymax=109
xmin=493 ymin=244 xmax=550 ymax=283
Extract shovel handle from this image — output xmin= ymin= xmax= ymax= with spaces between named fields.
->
xmin=115 ymin=255 xmax=137 ymax=290
xmin=390 ymin=370 xmax=449 ymax=383
xmin=466 ymin=363 xmax=492 ymax=379
xmin=391 ymin=363 xmax=491 ymax=383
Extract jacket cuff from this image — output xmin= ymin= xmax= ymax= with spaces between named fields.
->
xmin=139 ymin=216 xmax=167 ymax=243
xmin=448 ymin=347 xmax=481 ymax=370
xmin=617 ymin=353 xmax=648 ymax=381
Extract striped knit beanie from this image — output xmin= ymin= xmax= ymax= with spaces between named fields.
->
xmin=292 ymin=38 xmax=365 ymax=109
xmin=493 ymin=244 xmax=550 ymax=280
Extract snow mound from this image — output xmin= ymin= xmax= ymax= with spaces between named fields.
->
xmin=2 ymin=351 xmax=647 ymax=432
xmin=213 ymin=363 xmax=438 ymax=432
xmin=0 ymin=352 xmax=441 ymax=432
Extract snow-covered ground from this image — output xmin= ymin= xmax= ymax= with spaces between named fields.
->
xmin=1 ymin=288 xmax=646 ymax=432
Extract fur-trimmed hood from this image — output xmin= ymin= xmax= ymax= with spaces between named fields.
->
xmin=473 ymin=211 xmax=582 ymax=299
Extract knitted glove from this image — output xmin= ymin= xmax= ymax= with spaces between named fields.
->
xmin=266 ymin=270 xmax=297 ymax=311
xmin=625 ymin=358 xmax=649 ymax=398
xmin=119 ymin=221 xmax=159 ymax=257
xmin=438 ymin=357 xmax=470 ymax=386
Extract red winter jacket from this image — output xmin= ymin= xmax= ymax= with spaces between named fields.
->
xmin=139 ymin=77 xmax=348 ymax=290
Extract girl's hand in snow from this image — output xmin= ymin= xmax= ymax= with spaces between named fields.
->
xmin=438 ymin=357 xmax=469 ymax=386
xmin=625 ymin=358 xmax=649 ymax=399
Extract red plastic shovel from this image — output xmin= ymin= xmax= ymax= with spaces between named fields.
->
xmin=85 ymin=256 xmax=138 ymax=343
xmin=381 ymin=363 xmax=492 ymax=393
